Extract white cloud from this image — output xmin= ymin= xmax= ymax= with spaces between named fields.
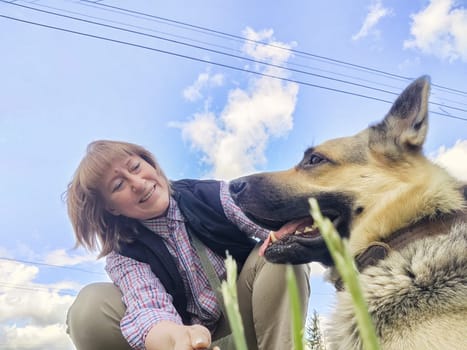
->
xmin=175 ymin=28 xmax=299 ymax=180
xmin=352 ymin=0 xmax=393 ymax=41
xmin=309 ymin=262 xmax=326 ymax=277
xmin=0 ymin=254 xmax=90 ymax=349
xmin=0 ymin=260 xmax=76 ymax=321
xmin=432 ymin=139 xmax=467 ymax=181
xmin=404 ymin=0 xmax=467 ymax=62
xmin=1 ymin=324 xmax=73 ymax=350
xmin=43 ymin=249 xmax=99 ymax=266
xmin=0 ymin=246 xmax=12 ymax=259
xmin=0 ymin=260 xmax=38 ymax=287
xmin=241 ymin=27 xmax=296 ymax=65
xmin=183 ymin=71 xmax=224 ymax=102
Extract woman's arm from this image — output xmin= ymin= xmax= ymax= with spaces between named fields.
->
xmin=220 ymin=181 xmax=269 ymax=240
xmin=105 ymin=252 xmax=184 ymax=349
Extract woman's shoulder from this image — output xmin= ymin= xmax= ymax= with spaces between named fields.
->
xmin=171 ymin=178 xmax=224 ymax=190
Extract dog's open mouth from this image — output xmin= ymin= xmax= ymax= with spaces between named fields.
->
xmin=259 ymin=217 xmax=318 ymax=255
xmin=256 ymin=212 xmax=342 ymax=265
xmin=229 ymin=178 xmax=353 ymax=265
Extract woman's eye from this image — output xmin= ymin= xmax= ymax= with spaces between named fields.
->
xmin=112 ymin=180 xmax=123 ymax=192
xmin=131 ymin=162 xmax=141 ymax=172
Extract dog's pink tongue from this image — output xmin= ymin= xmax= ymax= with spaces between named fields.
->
xmin=258 ymin=218 xmax=311 ymax=256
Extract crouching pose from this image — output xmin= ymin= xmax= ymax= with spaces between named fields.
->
xmin=65 ymin=140 xmax=310 ymax=350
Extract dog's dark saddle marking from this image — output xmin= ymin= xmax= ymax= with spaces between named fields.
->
xmin=335 ymin=185 xmax=467 ymax=291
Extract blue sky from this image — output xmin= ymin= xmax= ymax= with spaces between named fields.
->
xmin=1 ymin=0 xmax=466 ymax=348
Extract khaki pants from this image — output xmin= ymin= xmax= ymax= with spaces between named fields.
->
xmin=67 ymin=246 xmax=310 ymax=350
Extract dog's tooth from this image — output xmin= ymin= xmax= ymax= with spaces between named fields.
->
xmin=269 ymin=231 xmax=278 ymax=242
xmin=303 ymin=226 xmax=314 ymax=233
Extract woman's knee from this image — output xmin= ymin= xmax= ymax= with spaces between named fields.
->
xmin=68 ymin=282 xmax=124 ymax=324
xmin=67 ymin=282 xmax=129 ymax=350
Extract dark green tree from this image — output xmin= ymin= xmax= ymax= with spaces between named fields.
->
xmin=305 ymin=309 xmax=326 ymax=350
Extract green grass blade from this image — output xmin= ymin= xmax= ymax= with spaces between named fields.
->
xmin=220 ymin=254 xmax=248 ymax=350
xmin=309 ymin=198 xmax=380 ymax=350
xmin=286 ymin=265 xmax=305 ymax=350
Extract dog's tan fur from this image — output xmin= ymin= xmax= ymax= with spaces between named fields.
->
xmin=229 ymin=76 xmax=467 ymax=349
xmin=258 ymin=130 xmax=464 ymax=256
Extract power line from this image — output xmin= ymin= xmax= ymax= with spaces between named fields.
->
xmin=0 ymin=256 xmax=106 ymax=275
xmin=0 ymin=13 xmax=466 ymax=121
xmin=37 ymin=0 xmax=248 ymax=56
xmin=429 ymin=101 xmax=466 ymax=113
xmin=9 ymin=0 xmax=463 ymax=119
xmin=0 ymin=282 xmax=78 ymax=296
xmin=5 ymin=0 xmax=466 ymax=115
xmin=10 ymin=0 xmax=467 ymax=114
xmin=3 ymin=2 xmax=467 ymax=107
xmin=75 ymin=0 xmax=420 ymax=90
xmin=78 ymin=0 xmax=467 ymax=96
xmin=25 ymin=0 xmax=467 ymax=114
xmin=3 ymin=1 xmax=405 ymax=98
xmin=77 ymin=0 xmax=419 ymax=81
xmin=431 ymin=92 xmax=467 ymax=108
xmin=22 ymin=0 xmax=414 ymax=97
xmin=0 ymin=14 xmax=396 ymax=103
xmin=52 ymin=0 xmax=410 ymax=94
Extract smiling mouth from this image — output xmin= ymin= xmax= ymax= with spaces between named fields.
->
xmin=140 ymin=184 xmax=155 ymax=203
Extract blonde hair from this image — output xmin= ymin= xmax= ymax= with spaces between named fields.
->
xmin=65 ymin=140 xmax=170 ymax=258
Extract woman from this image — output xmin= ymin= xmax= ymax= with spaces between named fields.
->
xmin=65 ymin=140 xmax=310 ymax=350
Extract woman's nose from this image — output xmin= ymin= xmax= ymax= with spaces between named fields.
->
xmin=129 ymin=176 xmax=145 ymax=193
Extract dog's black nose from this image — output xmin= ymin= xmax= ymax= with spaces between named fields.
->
xmin=229 ymin=178 xmax=248 ymax=201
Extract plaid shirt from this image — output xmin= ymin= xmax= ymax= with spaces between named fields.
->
xmin=105 ymin=181 xmax=268 ymax=349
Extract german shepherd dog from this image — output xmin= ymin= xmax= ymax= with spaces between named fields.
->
xmin=229 ymin=76 xmax=467 ymax=350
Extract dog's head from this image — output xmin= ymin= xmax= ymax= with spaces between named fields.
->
xmin=230 ymin=76 xmax=463 ymax=265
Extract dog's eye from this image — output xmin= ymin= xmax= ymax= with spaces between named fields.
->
xmin=304 ymin=153 xmax=328 ymax=167
xmin=310 ymin=154 xmax=325 ymax=165
xmin=299 ymin=150 xmax=329 ymax=168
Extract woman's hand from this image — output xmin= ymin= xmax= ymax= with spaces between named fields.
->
xmin=145 ymin=321 xmax=219 ymax=350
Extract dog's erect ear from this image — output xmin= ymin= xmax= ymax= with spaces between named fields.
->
xmin=370 ymin=75 xmax=430 ymax=155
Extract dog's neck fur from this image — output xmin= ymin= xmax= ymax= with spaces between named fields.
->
xmin=348 ymin=159 xmax=466 ymax=254
xmin=333 ymin=184 xmax=467 ymax=291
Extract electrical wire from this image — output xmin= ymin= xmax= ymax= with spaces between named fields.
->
xmin=0 ymin=256 xmax=106 ymax=275
xmin=30 ymin=0 xmax=417 ymax=94
xmin=4 ymin=0 xmax=466 ymax=115
xmin=78 ymin=0 xmax=467 ymax=96
xmin=10 ymin=0 xmax=467 ymax=114
xmin=1 ymin=13 xmax=465 ymax=121
xmin=2 ymin=1 xmax=406 ymax=97
xmin=0 ymin=282 xmax=78 ymax=296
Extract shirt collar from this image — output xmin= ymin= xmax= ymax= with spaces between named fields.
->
xmin=140 ymin=195 xmax=185 ymax=228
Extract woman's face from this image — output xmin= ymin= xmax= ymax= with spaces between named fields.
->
xmin=99 ymin=155 xmax=170 ymax=220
